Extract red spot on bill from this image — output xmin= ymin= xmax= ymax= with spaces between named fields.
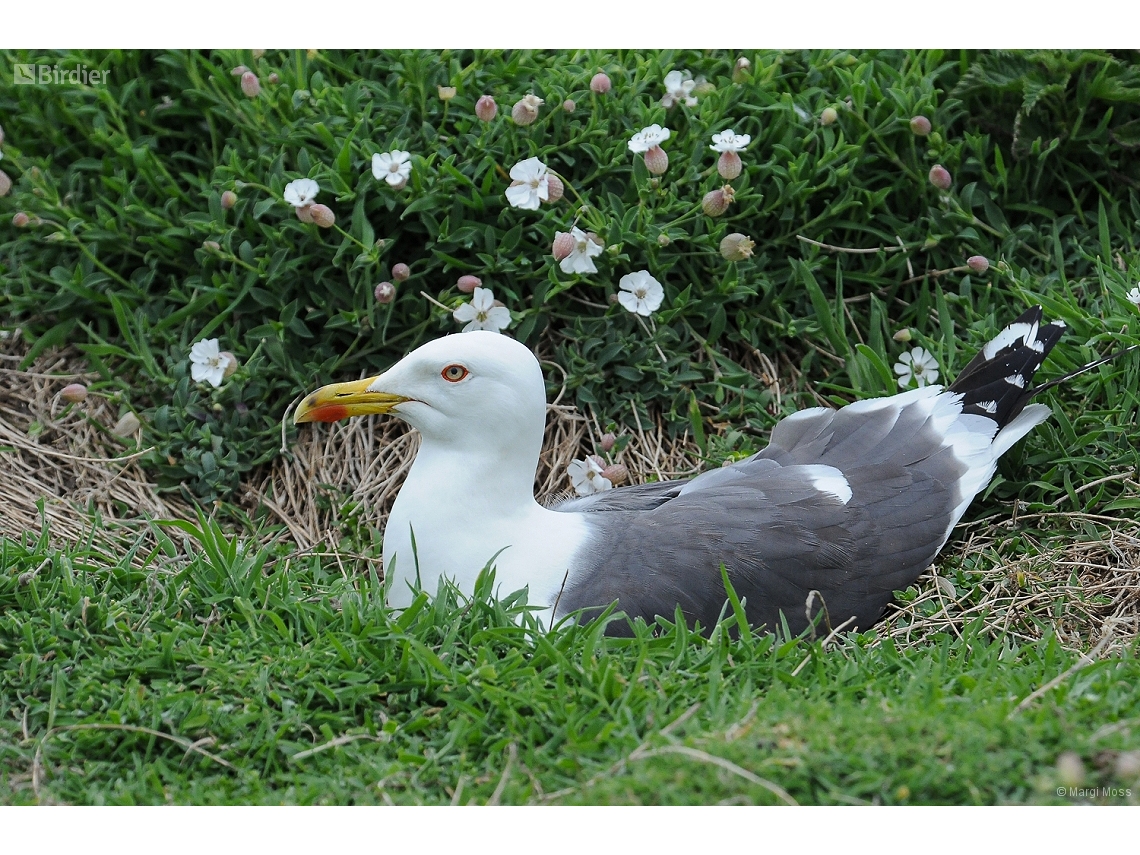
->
xmin=308 ymin=403 xmax=349 ymax=423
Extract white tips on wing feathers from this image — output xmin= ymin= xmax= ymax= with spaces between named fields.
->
xmin=804 ymin=465 xmax=852 ymax=505
xmin=983 ymin=319 xmax=1044 ymax=360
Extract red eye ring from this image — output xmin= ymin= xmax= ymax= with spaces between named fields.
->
xmin=441 ymin=364 xmax=469 ymax=383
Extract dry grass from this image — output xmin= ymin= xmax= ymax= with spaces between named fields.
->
xmin=2 ymin=336 xmax=1137 ymax=650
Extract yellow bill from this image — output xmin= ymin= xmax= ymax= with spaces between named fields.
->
xmin=293 ymin=377 xmax=408 ymax=424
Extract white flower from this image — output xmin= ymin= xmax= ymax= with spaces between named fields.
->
xmin=709 ymin=129 xmax=751 ymax=152
xmin=617 ymin=271 xmax=665 ymax=317
xmin=661 ymin=70 xmax=697 ymax=108
xmin=283 ymin=178 xmax=320 ymax=208
xmin=453 ymin=287 xmax=511 ymax=333
xmin=894 ymin=347 xmax=940 ymax=389
xmin=189 ymin=338 xmax=228 ymax=387
xmin=568 ymin=457 xmax=612 ymax=496
xmin=627 ymin=124 xmax=671 ymax=154
xmin=1127 ymin=285 xmax=1140 ymax=307
xmin=560 ymin=228 xmax=603 ymax=275
xmin=372 ymin=150 xmax=412 ymax=188
xmin=504 ymin=157 xmax=549 ymax=210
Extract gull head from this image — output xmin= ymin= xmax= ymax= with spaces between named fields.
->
xmin=294 ymin=332 xmax=547 ymax=452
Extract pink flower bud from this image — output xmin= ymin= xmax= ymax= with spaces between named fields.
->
xmin=268 ymin=73 xmax=279 ymax=85
xmin=590 ymin=72 xmax=612 ymax=94
xmin=644 ymin=145 xmax=668 ymax=175
xmin=308 ymin=203 xmax=335 ymax=228
xmin=12 ymin=211 xmax=30 ymax=227
xmin=719 ymin=233 xmax=755 ymax=262
xmin=0 ymin=170 xmax=11 ymax=197
xmin=220 ymin=352 xmax=239 ymax=378
xmin=220 ymin=190 xmax=237 ymax=209
xmin=820 ymin=107 xmax=838 ymax=126
xmin=374 ymin=282 xmax=396 ymax=303
xmin=240 ymin=71 xmax=260 ymax=98
xmin=511 ymin=94 xmax=543 ymax=126
xmin=589 ymin=454 xmax=606 ymax=469
xmin=202 ymin=240 xmax=221 ymax=252
xmin=717 ymin=150 xmax=742 ymax=180
xmin=552 ymin=232 xmax=574 ymax=261
xmin=295 ymin=205 xmax=314 ymax=223
xmin=967 ymin=255 xmax=990 ymax=274
xmin=910 ymin=115 xmax=932 ymax=136
xmin=601 ymin=463 xmax=628 ymax=485
xmin=391 ymin=263 xmax=410 ymax=282
xmin=61 ymin=383 xmax=88 ymax=403
xmin=545 ymin=174 xmax=564 ymax=203
xmin=893 ymin=328 xmax=912 ymax=343
xmin=457 ymin=275 xmax=482 ymax=293
xmin=599 ymin=432 xmax=616 ymax=452
xmin=475 ymin=95 xmax=498 ymax=122
xmin=231 ymin=65 xmax=250 ymax=76
xmin=563 ymin=99 xmax=576 ymax=112
xmin=702 ymin=185 xmax=736 ymax=217
xmin=929 ymin=164 xmax=952 ymax=190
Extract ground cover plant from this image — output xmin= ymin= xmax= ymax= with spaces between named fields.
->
xmin=1 ymin=48 xmax=1139 ymax=804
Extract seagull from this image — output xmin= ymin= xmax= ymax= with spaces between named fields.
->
xmin=293 ymin=307 xmax=1109 ymax=636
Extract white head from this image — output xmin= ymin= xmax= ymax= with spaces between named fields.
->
xmin=294 ymin=332 xmax=548 ymax=484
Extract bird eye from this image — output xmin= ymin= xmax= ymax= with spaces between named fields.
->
xmin=441 ymin=364 xmax=469 ymax=383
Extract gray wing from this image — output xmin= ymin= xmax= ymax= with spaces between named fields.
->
xmin=554 ymin=400 xmax=973 ymax=636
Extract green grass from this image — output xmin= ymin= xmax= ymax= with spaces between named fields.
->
xmin=2 ymin=48 xmax=1140 ymax=804
xmin=1 ymin=514 xmax=1138 ymax=805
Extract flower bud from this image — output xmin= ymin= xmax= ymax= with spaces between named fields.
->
xmin=220 ymin=352 xmax=239 ymax=378
xmin=644 ymin=145 xmax=669 ymax=175
xmin=601 ymin=463 xmax=628 ymax=485
xmin=545 ymin=173 xmax=564 ymax=203
xmin=589 ymin=454 xmax=606 ymax=469
xmin=202 ymin=240 xmax=221 ymax=252
xmin=820 ymin=107 xmax=838 ymax=126
xmin=0 ymin=123 xmax=5 ymax=145
xmin=657 ymin=234 xmax=671 ymax=247
xmin=438 ymin=85 xmax=457 ymax=101
xmin=231 ymin=65 xmax=249 ymax=76
xmin=374 ymin=281 xmax=396 ymax=303
xmin=268 ymin=73 xmax=279 ymax=85
xmin=475 ymin=95 xmax=498 ymax=122
xmin=61 ymin=383 xmax=88 ymax=403
xmin=1056 ymin=752 xmax=1085 ymax=789
xmin=893 ymin=328 xmax=912 ymax=343
xmin=717 ymin=150 xmax=742 ymax=180
xmin=966 ymin=255 xmax=990 ymax=274
xmin=112 ymin=412 xmax=141 ymax=438
xmin=252 ymin=49 xmax=266 ymax=59
xmin=910 ymin=115 xmax=932 ymax=136
xmin=240 ymin=71 xmax=260 ymax=98
xmin=308 ymin=203 xmax=335 ymax=228
xmin=929 ymin=164 xmax=952 ymax=190
xmin=702 ymin=185 xmax=736 ymax=217
xmin=220 ymin=190 xmax=237 ymax=209
xmin=0 ymin=170 xmax=11 ymax=197
xmin=600 ymin=432 xmax=617 ymax=452
xmin=732 ymin=57 xmax=751 ymax=83
xmin=512 ymin=94 xmax=543 ymax=126
xmin=552 ymin=232 xmax=574 ymax=261
xmin=295 ymin=205 xmax=314 ymax=223
xmin=590 ymin=72 xmax=612 ymax=94
xmin=720 ymin=233 xmax=755 ymax=262
xmin=457 ymin=275 xmax=482 ymax=293
xmin=562 ymin=99 xmax=575 ymax=112
xmin=391 ymin=262 xmax=411 ymax=282
xmin=692 ymin=78 xmax=715 ymax=96
xmin=13 ymin=211 xmax=30 ymax=227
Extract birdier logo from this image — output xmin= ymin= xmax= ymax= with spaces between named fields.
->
xmin=14 ymin=63 xmax=107 ymax=85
